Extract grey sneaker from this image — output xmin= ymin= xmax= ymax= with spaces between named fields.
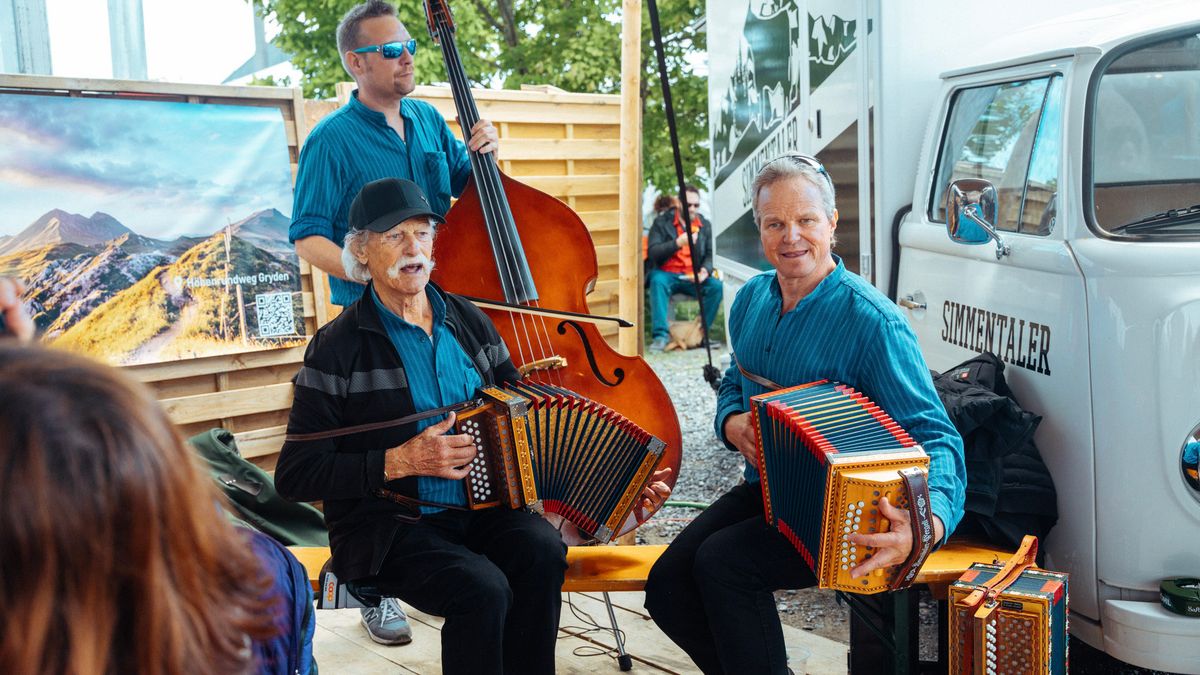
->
xmin=649 ymin=336 xmax=668 ymax=352
xmin=360 ymin=597 xmax=413 ymax=645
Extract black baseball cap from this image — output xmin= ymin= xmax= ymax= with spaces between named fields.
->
xmin=348 ymin=177 xmax=445 ymax=233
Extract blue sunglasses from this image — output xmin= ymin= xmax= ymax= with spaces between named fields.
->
xmin=353 ymin=39 xmax=418 ymax=59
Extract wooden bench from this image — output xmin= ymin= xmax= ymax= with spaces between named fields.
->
xmin=290 ymin=543 xmax=668 ymax=670
xmin=289 ymin=543 xmax=669 ymax=595
xmin=289 ymin=538 xmax=1011 ymax=673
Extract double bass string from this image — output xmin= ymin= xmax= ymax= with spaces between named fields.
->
xmin=436 ymin=19 xmax=564 ymax=387
xmin=434 ymin=22 xmax=551 ymax=379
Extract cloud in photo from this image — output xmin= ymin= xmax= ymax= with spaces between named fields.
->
xmin=0 ymin=94 xmax=294 ymax=239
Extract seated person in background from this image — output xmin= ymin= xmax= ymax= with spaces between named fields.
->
xmin=0 ymin=339 xmax=312 ymax=674
xmin=276 ymin=178 xmax=669 ymax=674
xmin=643 ymin=155 xmax=965 ymax=674
xmin=646 ymin=185 xmax=724 ymax=352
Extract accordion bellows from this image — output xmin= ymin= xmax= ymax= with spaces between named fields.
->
xmin=752 ymin=380 xmax=931 ymax=594
xmin=456 ymin=382 xmax=666 ymax=543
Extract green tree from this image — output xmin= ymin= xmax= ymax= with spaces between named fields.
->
xmin=254 ymin=0 xmax=706 ymax=193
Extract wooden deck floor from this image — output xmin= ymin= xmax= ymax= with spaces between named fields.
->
xmin=313 ymin=591 xmax=849 ymax=674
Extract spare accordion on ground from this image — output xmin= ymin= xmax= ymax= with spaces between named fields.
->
xmin=949 ymin=535 xmax=1068 ymax=675
xmin=454 ymin=382 xmax=666 ymax=543
xmin=751 ymin=380 xmax=935 ymax=594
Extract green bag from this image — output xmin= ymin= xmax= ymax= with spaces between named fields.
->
xmin=188 ymin=428 xmax=329 ymax=547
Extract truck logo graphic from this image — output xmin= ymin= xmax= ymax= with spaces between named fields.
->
xmin=712 ymin=5 xmax=859 ymax=187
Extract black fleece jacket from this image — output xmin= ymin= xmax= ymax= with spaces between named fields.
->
xmin=275 ymin=281 xmax=519 ymax=581
xmin=646 ymin=207 xmax=714 ymax=274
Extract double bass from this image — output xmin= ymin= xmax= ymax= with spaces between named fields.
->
xmin=423 ymin=0 xmax=681 ymax=536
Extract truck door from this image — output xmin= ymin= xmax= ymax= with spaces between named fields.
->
xmin=896 ymin=69 xmax=1103 ymax=621
xmin=1076 ymin=28 xmax=1200 ymax=670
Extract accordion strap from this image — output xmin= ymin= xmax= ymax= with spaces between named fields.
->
xmin=734 ymin=355 xmax=784 ymax=391
xmin=957 ymin=534 xmax=1039 ymax=611
xmin=284 ymin=399 xmax=480 ymax=443
xmin=954 ymin=535 xmax=1039 ymax=673
xmin=889 ymin=467 xmax=936 ymax=591
xmin=373 ymin=487 xmax=469 ymax=518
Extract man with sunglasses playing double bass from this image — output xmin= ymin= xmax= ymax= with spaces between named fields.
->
xmin=290 ymin=0 xmax=499 ymax=311
xmin=287 ymin=0 xmax=500 ymax=647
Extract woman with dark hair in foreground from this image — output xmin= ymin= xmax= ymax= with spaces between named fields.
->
xmin=0 ymin=339 xmax=305 ymax=674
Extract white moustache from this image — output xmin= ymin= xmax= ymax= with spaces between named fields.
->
xmin=386 ymin=254 xmax=435 ymax=279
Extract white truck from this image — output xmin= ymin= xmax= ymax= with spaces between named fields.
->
xmin=706 ymin=1 xmax=1200 ymax=671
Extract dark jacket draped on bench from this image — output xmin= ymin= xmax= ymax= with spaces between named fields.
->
xmin=933 ymin=352 xmax=1058 ymax=550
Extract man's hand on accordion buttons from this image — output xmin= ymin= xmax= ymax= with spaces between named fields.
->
xmin=383 ymin=412 xmax=478 ymax=481
xmin=847 ymin=497 xmax=944 ymax=579
xmin=634 ymin=467 xmax=673 ymax=520
xmin=723 ymin=412 xmax=759 ymax=471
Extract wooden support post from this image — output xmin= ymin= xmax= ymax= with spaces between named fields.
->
xmin=617 ymin=0 xmax=643 ymax=357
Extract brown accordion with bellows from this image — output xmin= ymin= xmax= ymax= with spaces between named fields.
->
xmin=751 ymin=380 xmax=935 ymax=594
xmin=455 ymin=382 xmax=666 ymax=543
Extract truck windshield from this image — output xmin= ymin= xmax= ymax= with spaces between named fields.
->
xmin=1089 ymin=30 xmax=1200 ymax=238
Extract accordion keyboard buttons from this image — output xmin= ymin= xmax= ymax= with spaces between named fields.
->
xmin=461 ymin=419 xmax=495 ymax=504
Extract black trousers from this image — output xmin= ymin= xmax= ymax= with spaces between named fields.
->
xmin=368 ymin=507 xmax=567 ymax=675
xmin=644 ymin=481 xmax=817 ymax=674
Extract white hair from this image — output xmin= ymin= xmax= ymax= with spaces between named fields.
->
xmin=340 ymin=217 xmax=439 ymax=283
xmin=750 ymin=157 xmax=837 ymax=225
xmin=341 ymin=228 xmax=373 ymax=283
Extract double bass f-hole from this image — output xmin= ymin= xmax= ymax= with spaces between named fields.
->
xmin=557 ymin=320 xmax=625 ymax=387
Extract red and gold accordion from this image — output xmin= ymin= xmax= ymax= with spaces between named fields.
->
xmin=751 ymin=380 xmax=934 ymax=594
xmin=949 ymin=536 xmax=1069 ymax=675
xmin=454 ymin=382 xmax=666 ymax=543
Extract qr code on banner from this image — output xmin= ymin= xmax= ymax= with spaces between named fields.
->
xmin=255 ymin=292 xmax=296 ymax=337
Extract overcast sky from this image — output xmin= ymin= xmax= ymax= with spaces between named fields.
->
xmin=45 ymin=0 xmax=262 ymax=84
xmin=0 ymin=92 xmax=294 ymax=238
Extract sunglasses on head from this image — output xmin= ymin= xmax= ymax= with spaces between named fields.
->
xmin=766 ymin=152 xmax=833 ymax=188
xmin=353 ymin=39 xmax=418 ymax=59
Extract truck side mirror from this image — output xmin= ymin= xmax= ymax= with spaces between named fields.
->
xmin=946 ymin=178 xmax=1010 ymax=259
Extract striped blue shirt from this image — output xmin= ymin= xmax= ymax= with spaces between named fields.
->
xmin=371 ymin=285 xmax=482 ymax=513
xmin=291 ymin=90 xmax=471 ymax=306
xmin=715 ymin=256 xmax=967 ymax=537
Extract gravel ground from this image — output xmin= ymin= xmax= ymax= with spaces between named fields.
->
xmin=632 ymin=346 xmax=1170 ymax=673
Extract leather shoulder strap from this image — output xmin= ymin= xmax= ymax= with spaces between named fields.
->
xmin=734 ymin=354 xmax=784 ymax=391
xmin=889 ymin=467 xmax=936 ymax=590
xmin=284 ymin=399 xmax=479 ymax=443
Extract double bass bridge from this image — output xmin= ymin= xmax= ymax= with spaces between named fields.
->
xmin=518 ymin=356 xmax=568 ymax=378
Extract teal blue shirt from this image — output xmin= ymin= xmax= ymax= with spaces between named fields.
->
xmin=371 ymin=285 xmax=482 ymax=513
xmin=291 ymin=91 xmax=471 ymax=306
xmin=716 ymin=257 xmax=967 ymax=537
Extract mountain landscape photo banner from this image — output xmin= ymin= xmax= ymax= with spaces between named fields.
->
xmin=0 ymin=92 xmax=306 ymax=366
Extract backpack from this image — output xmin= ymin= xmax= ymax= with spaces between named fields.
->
xmin=188 ymin=428 xmax=329 ymax=547
xmin=243 ymin=527 xmax=318 ymax=675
